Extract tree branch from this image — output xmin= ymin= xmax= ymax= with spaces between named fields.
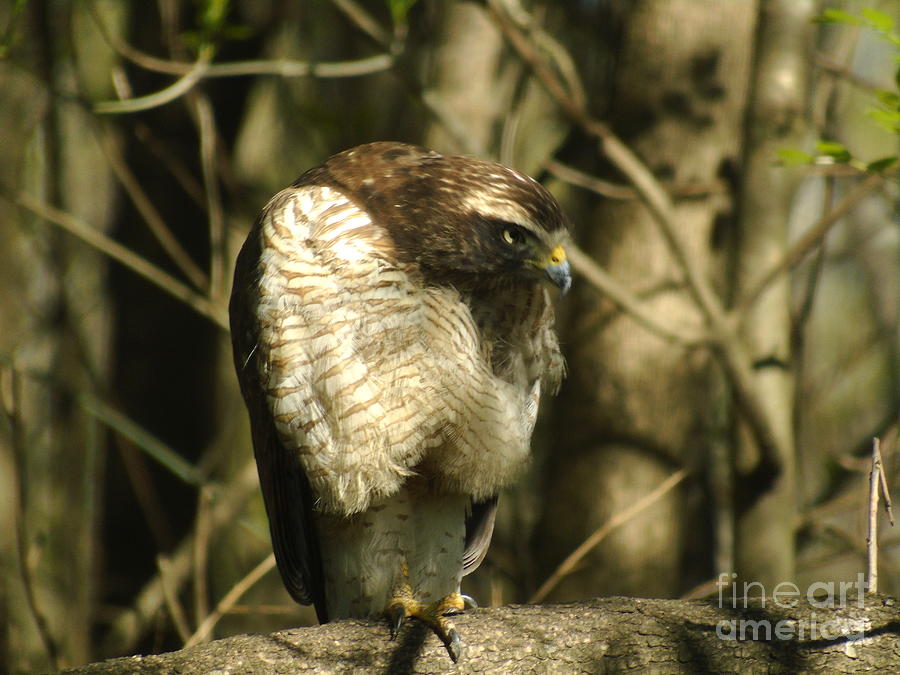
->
xmin=9 ymin=193 xmax=228 ymax=330
xmin=65 ymin=596 xmax=900 ymax=674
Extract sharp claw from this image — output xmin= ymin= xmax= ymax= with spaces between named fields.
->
xmin=386 ymin=572 xmax=464 ymax=661
xmin=445 ymin=627 xmax=462 ymax=663
xmin=461 ymin=594 xmax=478 ymax=610
xmin=389 ymin=605 xmax=406 ymax=640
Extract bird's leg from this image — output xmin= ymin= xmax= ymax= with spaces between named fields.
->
xmin=386 ymin=562 xmax=466 ymax=662
xmin=387 ymin=562 xmax=416 ymax=639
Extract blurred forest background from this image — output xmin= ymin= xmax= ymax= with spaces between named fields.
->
xmin=0 ymin=0 xmax=897 ymax=671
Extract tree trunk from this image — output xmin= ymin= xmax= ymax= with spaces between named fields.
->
xmin=732 ymin=0 xmax=815 ymax=588
xmin=0 ymin=2 xmax=119 ymax=671
xmin=536 ymin=0 xmax=757 ymax=599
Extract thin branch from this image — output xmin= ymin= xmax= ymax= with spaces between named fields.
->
xmin=11 ymin=193 xmax=229 ymax=330
xmin=193 ymin=488 xmax=213 ymax=631
xmin=816 ymin=52 xmax=884 ymax=93
xmin=158 ymin=555 xmax=193 ymax=642
xmin=221 ymin=604 xmax=295 ymax=615
xmin=874 ymin=436 xmax=895 ymax=526
xmin=208 ymin=54 xmax=395 ymax=78
xmin=188 ymin=94 xmax=227 ymax=300
xmin=94 ymin=45 xmax=213 ymax=114
xmin=568 ymin=245 xmax=707 ymax=347
xmin=867 ymin=439 xmax=882 ymax=593
xmin=500 ymin=3 xmax=587 ymax=113
xmin=5 ymin=50 xmax=210 ymax=292
xmin=184 ymin=553 xmax=278 ymax=648
xmin=734 ymin=171 xmax=886 ymax=318
xmin=88 ymin=1 xmax=394 ymax=79
xmin=133 ymin=122 xmax=207 ymax=209
xmin=94 ymin=124 xmax=209 ymax=290
xmin=546 ymin=159 xmax=728 ymax=201
xmin=79 ymin=393 xmax=206 ymax=487
xmin=545 ymin=159 xmax=637 ymax=200
xmin=330 ymin=0 xmax=393 ymax=48
xmin=101 ymin=462 xmax=261 ymax=655
xmin=529 ymin=469 xmax=688 ymax=603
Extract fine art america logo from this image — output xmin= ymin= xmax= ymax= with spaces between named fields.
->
xmin=716 ymin=573 xmax=872 ymax=642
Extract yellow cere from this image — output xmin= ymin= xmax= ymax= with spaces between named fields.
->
xmin=547 ymin=245 xmax=567 ymax=266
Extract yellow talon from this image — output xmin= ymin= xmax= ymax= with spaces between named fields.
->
xmin=386 ymin=564 xmax=465 ymax=662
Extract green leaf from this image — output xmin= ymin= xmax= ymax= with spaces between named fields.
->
xmin=866 ymin=156 xmax=898 ymax=172
xmin=0 ymin=0 xmax=29 ymax=58
xmin=874 ymin=89 xmax=900 ymax=108
xmin=815 ymin=9 xmax=863 ymax=25
xmin=867 ymin=108 xmax=900 ymax=132
xmin=200 ymin=0 xmax=230 ymax=32
xmin=388 ymin=0 xmax=419 ymax=25
xmin=777 ymin=148 xmax=814 ymax=166
xmin=816 ymin=140 xmax=852 ymax=162
xmin=862 ymin=8 xmax=894 ymax=33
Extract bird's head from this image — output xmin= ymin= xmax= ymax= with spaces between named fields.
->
xmin=305 ymin=142 xmax=571 ymax=294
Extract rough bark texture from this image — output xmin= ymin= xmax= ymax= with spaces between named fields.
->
xmin=537 ymin=0 xmax=756 ymax=599
xmin=64 ymin=596 xmax=900 ymax=674
xmin=731 ymin=0 xmax=815 ymax=590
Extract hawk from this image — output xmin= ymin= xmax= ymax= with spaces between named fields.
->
xmin=230 ymin=142 xmax=570 ymax=661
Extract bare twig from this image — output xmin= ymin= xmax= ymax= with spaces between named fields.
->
xmin=680 ymin=577 xmax=720 ymax=600
xmin=567 ymin=246 xmax=707 ymax=347
xmin=330 ymin=0 xmax=392 ymax=48
xmin=816 ymin=52 xmax=884 ymax=93
xmin=79 ymin=393 xmax=206 ymax=486
xmin=158 ymin=555 xmax=193 ymax=642
xmin=94 ymin=124 xmax=209 ymax=290
xmin=734 ymin=171 xmax=886 ymax=318
xmin=529 ymin=469 xmax=688 ymax=603
xmin=204 ymin=54 xmax=395 ymax=78
xmin=88 ymin=2 xmax=395 ymax=79
xmin=101 ymin=462 xmax=261 ymax=655
xmin=545 ymin=159 xmax=637 ymax=200
xmin=874 ymin=437 xmax=895 ymax=526
xmin=188 ymin=95 xmax=227 ymax=300
xmin=546 ymin=159 xmax=728 ymax=201
xmin=220 ymin=604 xmax=295 ymax=615
xmin=193 ymin=487 xmax=213 ymax=629
xmin=11 ymin=193 xmax=228 ymax=330
xmin=867 ymin=439 xmax=882 ymax=593
xmin=184 ymin=553 xmax=278 ymax=648
xmin=95 ymin=45 xmax=213 ymax=114
xmin=133 ymin=122 xmax=207 ymax=209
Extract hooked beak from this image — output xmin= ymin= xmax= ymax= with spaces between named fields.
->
xmin=535 ymin=245 xmax=571 ymax=294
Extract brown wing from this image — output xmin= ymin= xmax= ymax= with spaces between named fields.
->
xmin=463 ymin=495 xmax=499 ymax=575
xmin=230 ymin=221 xmax=328 ymax=621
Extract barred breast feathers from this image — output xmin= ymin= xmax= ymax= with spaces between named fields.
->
xmin=253 ymin=185 xmax=550 ymax=516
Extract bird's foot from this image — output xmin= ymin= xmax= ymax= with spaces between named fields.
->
xmin=387 ymin=577 xmax=465 ymax=662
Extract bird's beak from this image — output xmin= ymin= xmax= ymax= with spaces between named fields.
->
xmin=535 ymin=245 xmax=572 ymax=294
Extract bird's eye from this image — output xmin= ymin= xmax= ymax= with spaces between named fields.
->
xmin=502 ymin=228 xmax=525 ymax=246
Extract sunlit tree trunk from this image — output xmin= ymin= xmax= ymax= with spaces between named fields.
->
xmin=535 ymin=0 xmax=758 ymax=599
xmin=732 ymin=0 xmax=815 ymax=587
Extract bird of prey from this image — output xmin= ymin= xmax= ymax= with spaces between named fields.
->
xmin=229 ymin=141 xmax=570 ymax=661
